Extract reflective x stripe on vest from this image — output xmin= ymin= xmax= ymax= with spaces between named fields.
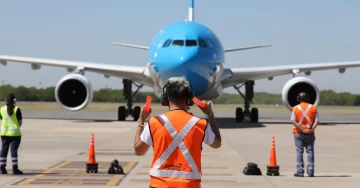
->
xmin=149 ymin=114 xmax=202 ymax=180
xmin=296 ymin=104 xmax=313 ymax=128
xmin=0 ymin=106 xmax=20 ymax=135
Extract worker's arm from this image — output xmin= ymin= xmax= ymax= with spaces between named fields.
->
xmin=206 ymin=113 xmax=222 ymax=149
xmin=310 ymin=110 xmax=319 ymax=132
xmin=199 ymin=101 xmax=221 ymax=149
xmin=134 ymin=106 xmax=152 ymax=156
xmin=291 ymin=110 xmax=305 ymax=132
xmin=134 ymin=119 xmax=151 ymax=156
xmin=16 ymin=108 xmax=22 ymax=127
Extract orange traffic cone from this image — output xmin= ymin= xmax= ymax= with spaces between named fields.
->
xmin=266 ymin=136 xmax=280 ymax=176
xmin=86 ymin=133 xmax=98 ymax=173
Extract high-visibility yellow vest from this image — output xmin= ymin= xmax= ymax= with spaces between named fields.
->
xmin=0 ymin=106 xmax=21 ymax=136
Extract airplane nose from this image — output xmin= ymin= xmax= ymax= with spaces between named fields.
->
xmin=175 ymin=48 xmax=198 ymax=65
xmin=153 ymin=47 xmax=200 ymax=73
xmin=156 ymin=46 xmax=210 ymax=96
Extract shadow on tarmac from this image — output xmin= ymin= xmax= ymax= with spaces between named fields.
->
xmin=215 ymin=118 xmax=266 ymax=129
xmin=60 ymin=117 xmax=268 ymax=129
xmin=4 ymin=172 xmax=61 ymax=176
xmin=262 ymin=121 xmax=360 ymax=126
xmin=313 ymin=175 xmax=352 ymax=178
xmin=25 ymin=116 xmax=360 ymax=128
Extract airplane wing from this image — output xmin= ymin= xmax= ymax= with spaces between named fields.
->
xmin=224 ymin=44 xmax=271 ymax=53
xmin=0 ymin=55 xmax=153 ymax=86
xmin=221 ymin=61 xmax=360 ymax=88
xmin=112 ymin=42 xmax=149 ymax=50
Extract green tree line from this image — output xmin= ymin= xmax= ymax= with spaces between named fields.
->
xmin=1 ymin=84 xmax=360 ymax=106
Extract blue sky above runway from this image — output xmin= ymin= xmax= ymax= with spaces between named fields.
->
xmin=0 ymin=0 xmax=359 ymax=94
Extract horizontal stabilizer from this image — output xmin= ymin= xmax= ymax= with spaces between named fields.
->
xmin=112 ymin=42 xmax=149 ymax=50
xmin=224 ymin=44 xmax=272 ymax=53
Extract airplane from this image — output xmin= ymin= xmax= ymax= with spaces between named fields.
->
xmin=1 ymin=0 xmax=360 ymax=123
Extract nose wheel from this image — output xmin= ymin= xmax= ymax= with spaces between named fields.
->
xmin=234 ymin=81 xmax=259 ymax=123
xmin=117 ymin=79 xmax=143 ymax=121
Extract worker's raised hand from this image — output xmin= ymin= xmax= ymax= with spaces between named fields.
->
xmin=198 ymin=100 xmax=213 ymax=116
xmin=139 ymin=105 xmax=152 ymax=122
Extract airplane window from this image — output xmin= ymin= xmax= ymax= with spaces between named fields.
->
xmin=186 ymin=40 xmax=197 ymax=46
xmin=163 ymin=39 xmax=172 ymax=47
xmin=198 ymin=40 xmax=207 ymax=48
xmin=162 ymin=40 xmax=168 ymax=47
xmin=172 ymin=40 xmax=184 ymax=46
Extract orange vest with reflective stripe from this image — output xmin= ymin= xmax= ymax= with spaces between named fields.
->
xmin=292 ymin=102 xmax=317 ymax=133
xmin=148 ymin=110 xmax=207 ymax=188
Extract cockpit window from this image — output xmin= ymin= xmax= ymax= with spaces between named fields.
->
xmin=163 ymin=39 xmax=172 ymax=47
xmin=198 ymin=39 xmax=207 ymax=48
xmin=172 ymin=40 xmax=184 ymax=46
xmin=186 ymin=40 xmax=197 ymax=46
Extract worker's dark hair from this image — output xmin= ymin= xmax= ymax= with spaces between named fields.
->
xmin=297 ymin=92 xmax=310 ymax=102
xmin=165 ymin=77 xmax=191 ymax=105
xmin=5 ymin=93 xmax=16 ymax=116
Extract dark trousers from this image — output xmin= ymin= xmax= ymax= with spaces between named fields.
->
xmin=0 ymin=136 xmax=21 ymax=169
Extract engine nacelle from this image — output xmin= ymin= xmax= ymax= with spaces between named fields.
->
xmin=55 ymin=74 xmax=93 ymax=111
xmin=281 ymin=76 xmax=320 ymax=110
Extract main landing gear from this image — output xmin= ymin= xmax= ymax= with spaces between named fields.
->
xmin=234 ymin=81 xmax=259 ymax=123
xmin=118 ymin=79 xmax=143 ymax=121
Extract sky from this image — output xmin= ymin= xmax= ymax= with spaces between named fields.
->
xmin=0 ymin=0 xmax=360 ymax=94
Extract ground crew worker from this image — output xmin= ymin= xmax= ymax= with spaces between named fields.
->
xmin=0 ymin=93 xmax=23 ymax=175
xmin=133 ymin=76 xmax=222 ymax=188
xmin=291 ymin=92 xmax=319 ymax=177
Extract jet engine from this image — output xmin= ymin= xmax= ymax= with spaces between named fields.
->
xmin=281 ymin=76 xmax=320 ymax=110
xmin=55 ymin=74 xmax=93 ymax=111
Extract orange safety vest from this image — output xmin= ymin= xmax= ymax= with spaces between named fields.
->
xmin=292 ymin=102 xmax=317 ymax=133
xmin=148 ymin=110 xmax=207 ymax=188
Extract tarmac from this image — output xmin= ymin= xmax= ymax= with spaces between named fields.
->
xmin=0 ymin=109 xmax=359 ymax=188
